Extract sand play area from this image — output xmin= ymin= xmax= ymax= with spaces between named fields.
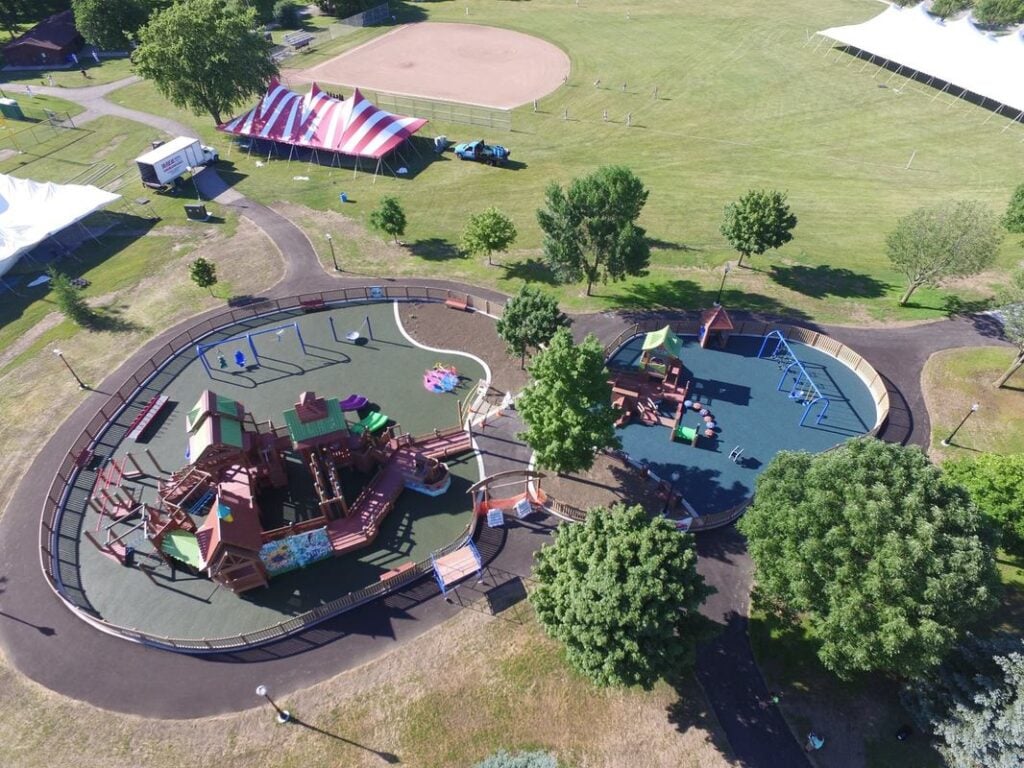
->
xmin=293 ymin=22 xmax=570 ymax=109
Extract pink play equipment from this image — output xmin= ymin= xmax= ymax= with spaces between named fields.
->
xmin=424 ymin=363 xmax=459 ymax=393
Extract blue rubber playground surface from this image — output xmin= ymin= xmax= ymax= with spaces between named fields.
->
xmin=608 ymin=334 xmax=877 ymax=517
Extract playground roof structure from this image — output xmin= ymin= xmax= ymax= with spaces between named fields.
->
xmin=431 ymin=540 xmax=483 ymax=597
xmin=701 ymin=306 xmax=735 ymax=333
xmin=217 ymin=80 xmax=428 ymax=161
xmin=196 ymin=466 xmax=263 ymax=560
xmin=0 ymin=174 xmax=120 ymax=279
xmin=642 ymin=325 xmax=684 ymax=359
xmin=283 ymin=391 xmax=349 ymax=449
xmin=186 ymin=391 xmax=246 ymax=459
xmin=819 ymin=4 xmax=1024 ymax=116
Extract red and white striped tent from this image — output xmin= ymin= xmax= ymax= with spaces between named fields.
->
xmin=218 ymin=80 xmax=427 ymax=174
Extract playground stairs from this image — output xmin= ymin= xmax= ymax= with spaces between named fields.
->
xmin=326 ymin=461 xmax=405 ymax=555
xmin=159 ymin=466 xmax=211 ymax=506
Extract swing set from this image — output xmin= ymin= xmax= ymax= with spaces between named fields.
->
xmin=757 ymin=330 xmax=830 ymax=427
xmin=196 ymin=322 xmax=308 ymax=378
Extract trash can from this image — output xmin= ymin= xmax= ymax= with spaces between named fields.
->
xmin=339 ymin=192 xmax=348 ymax=203
xmin=0 ymin=98 xmax=24 ymax=120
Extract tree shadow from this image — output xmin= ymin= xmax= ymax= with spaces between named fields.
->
xmin=942 ymin=295 xmax=994 ymax=318
xmin=769 ymin=264 xmax=888 ymax=300
xmin=499 ymin=257 xmax=559 ymax=285
xmin=406 ymin=238 xmax=461 ymax=261
xmin=84 ymin=304 xmax=141 ymax=333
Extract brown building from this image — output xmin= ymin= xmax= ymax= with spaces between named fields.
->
xmin=2 ymin=10 xmax=84 ymax=68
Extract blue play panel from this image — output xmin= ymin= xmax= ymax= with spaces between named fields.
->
xmin=608 ymin=334 xmax=877 ymax=517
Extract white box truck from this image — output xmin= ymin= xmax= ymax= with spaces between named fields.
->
xmin=135 ymin=136 xmax=219 ymax=190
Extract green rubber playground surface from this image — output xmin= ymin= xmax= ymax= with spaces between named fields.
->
xmin=77 ymin=301 xmax=485 ymax=640
xmin=609 ymin=334 xmax=877 ymax=517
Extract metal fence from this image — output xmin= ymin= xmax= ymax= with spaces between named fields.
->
xmin=0 ymin=108 xmax=75 ymax=154
xmin=39 ymin=286 xmax=504 ymax=653
xmin=365 ymin=89 xmax=512 ymax=132
xmin=337 ymin=2 xmax=390 ymax=28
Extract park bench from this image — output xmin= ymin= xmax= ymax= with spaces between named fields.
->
xmin=299 ymin=297 xmax=325 ymax=312
xmin=283 ymin=31 xmax=315 ymax=50
xmin=126 ymin=395 xmax=169 ymax=442
xmin=445 ymin=295 xmax=470 ymax=312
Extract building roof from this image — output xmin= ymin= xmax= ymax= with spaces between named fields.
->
xmin=700 ymin=305 xmax=735 ymax=332
xmin=283 ymin=391 xmax=348 ymax=447
xmin=3 ymin=10 xmax=80 ymax=54
xmin=186 ymin=390 xmax=245 ymax=433
xmin=197 ymin=465 xmax=263 ymax=560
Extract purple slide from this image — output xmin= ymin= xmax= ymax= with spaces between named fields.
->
xmin=339 ymin=394 xmax=368 ymax=412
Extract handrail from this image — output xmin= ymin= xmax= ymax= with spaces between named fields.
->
xmin=37 ymin=288 xmax=500 ymax=653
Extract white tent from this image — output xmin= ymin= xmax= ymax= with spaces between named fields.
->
xmin=819 ymin=5 xmax=1024 ymax=116
xmin=0 ymin=174 xmax=121 ymax=279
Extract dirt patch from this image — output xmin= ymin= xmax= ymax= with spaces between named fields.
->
xmin=397 ymin=300 xmax=529 ymax=396
xmin=294 ymin=23 xmax=571 ymax=110
xmin=543 ymin=452 xmax=666 ymax=516
xmin=0 ymin=311 xmax=62 ymax=371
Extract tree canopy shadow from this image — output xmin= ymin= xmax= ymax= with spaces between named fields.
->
xmin=407 ymin=238 xmax=461 ymax=261
xmin=499 ymin=257 xmax=559 ymax=285
xmin=769 ymin=264 xmax=888 ymax=300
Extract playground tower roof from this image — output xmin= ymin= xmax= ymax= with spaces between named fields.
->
xmin=283 ymin=391 xmax=348 ymax=449
xmin=701 ymin=306 xmax=735 ymax=331
xmin=642 ymin=325 xmax=684 ymax=359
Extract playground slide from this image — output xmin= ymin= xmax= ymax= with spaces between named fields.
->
xmin=339 ymin=394 xmax=368 ymax=411
xmin=351 ymin=411 xmax=388 ymax=435
xmin=160 ymin=529 xmax=205 ymax=569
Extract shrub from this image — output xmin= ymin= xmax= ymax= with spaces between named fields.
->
xmin=273 ymin=0 xmax=301 ymax=28
xmin=474 ymin=750 xmax=559 ymax=768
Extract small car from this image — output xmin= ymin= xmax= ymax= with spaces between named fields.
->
xmin=452 ymin=139 xmax=510 ymax=166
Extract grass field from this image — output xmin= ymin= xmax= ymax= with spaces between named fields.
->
xmin=107 ymin=0 xmax=1024 ymax=323
xmin=0 ymin=57 xmax=135 ymax=89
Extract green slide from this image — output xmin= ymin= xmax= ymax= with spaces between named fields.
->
xmin=351 ymin=411 xmax=388 ymax=435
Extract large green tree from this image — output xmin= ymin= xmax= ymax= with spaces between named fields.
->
xmin=739 ymin=438 xmax=1000 ymax=679
xmin=720 ymin=188 xmax=797 ymax=268
xmin=944 ymin=454 xmax=1024 ymax=555
xmin=902 ymin=633 xmax=1024 ymax=768
xmin=531 ymin=504 xmax=708 ymax=688
xmin=517 ymin=328 xmax=619 ymax=474
xmin=536 ymin=165 xmax=650 ymax=296
xmin=47 ymin=267 xmax=94 ymax=326
xmin=72 ymin=0 xmax=151 ymax=50
xmin=886 ymin=200 xmax=1002 ymax=307
xmin=461 ymin=206 xmax=517 ymax=266
xmin=974 ymin=0 xmax=1024 ymax=25
xmin=132 ymin=0 xmax=277 ymax=125
xmin=369 ymin=196 xmax=406 ymax=244
xmin=495 ymin=285 xmax=570 ymax=367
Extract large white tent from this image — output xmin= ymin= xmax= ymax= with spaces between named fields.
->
xmin=819 ymin=4 xmax=1024 ymax=116
xmin=0 ymin=174 xmax=120 ymax=279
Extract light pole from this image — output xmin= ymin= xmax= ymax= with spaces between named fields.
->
xmin=714 ymin=263 xmax=732 ymax=306
xmin=255 ymin=684 xmax=291 ymax=724
xmin=326 ymin=233 xmax=339 ymax=271
xmin=941 ymin=402 xmax=980 ymax=447
xmin=53 ymin=349 xmax=87 ymax=389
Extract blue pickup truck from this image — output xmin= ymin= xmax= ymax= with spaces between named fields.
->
xmin=452 ymin=139 xmax=510 ymax=166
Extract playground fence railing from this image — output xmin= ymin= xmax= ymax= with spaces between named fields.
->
xmin=38 ymin=287 xmax=498 ymax=653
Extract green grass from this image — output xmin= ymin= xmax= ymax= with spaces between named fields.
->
xmin=107 ymin=0 xmax=1024 ymax=323
xmin=922 ymin=346 xmax=1024 ymax=457
xmin=0 ymin=56 xmax=135 ymax=89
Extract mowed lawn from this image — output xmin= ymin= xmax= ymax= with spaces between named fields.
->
xmin=107 ymin=0 xmax=1024 ymax=322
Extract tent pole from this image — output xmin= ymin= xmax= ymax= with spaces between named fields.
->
xmin=859 ymin=53 xmax=874 ymax=73
xmin=983 ymin=104 xmax=1003 ymax=125
xmin=1002 ymin=110 xmax=1024 ymax=133
xmin=885 ymin=64 xmax=902 ymax=84
xmin=810 ymin=35 xmax=825 ymax=55
xmin=930 ymin=81 xmax=950 ymax=103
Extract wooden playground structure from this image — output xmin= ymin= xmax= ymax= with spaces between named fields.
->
xmin=87 ymin=388 xmax=474 ymax=594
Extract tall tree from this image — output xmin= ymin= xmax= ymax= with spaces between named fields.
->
xmin=536 ymin=165 xmax=650 ymax=296
xmin=72 ymin=0 xmax=151 ymax=50
xmin=739 ymin=438 xmax=1000 ymax=679
xmin=1002 ymin=182 xmax=1024 ymax=233
xmin=132 ymin=0 xmax=277 ymax=125
xmin=902 ymin=633 xmax=1024 ymax=768
xmin=188 ymin=256 xmax=217 ymax=295
xmin=886 ymin=200 xmax=1002 ymax=307
xmin=461 ymin=206 xmax=517 ymax=266
xmin=517 ymin=329 xmax=619 ymax=474
xmin=0 ymin=0 xmax=29 ymax=40
xmin=720 ymin=188 xmax=797 ymax=268
xmin=944 ymin=453 xmax=1024 ymax=555
xmin=495 ymin=285 xmax=570 ymax=368
xmin=48 ymin=267 xmax=94 ymax=326
xmin=369 ymin=196 xmax=406 ymax=244
xmin=531 ymin=504 xmax=708 ymax=689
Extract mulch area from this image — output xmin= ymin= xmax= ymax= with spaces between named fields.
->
xmin=397 ymin=301 xmax=530 ymax=398
xmin=542 ymin=452 xmax=666 ymax=516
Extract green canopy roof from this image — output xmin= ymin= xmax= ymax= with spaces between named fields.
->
xmin=160 ymin=529 xmax=204 ymax=569
xmin=642 ymin=325 xmax=683 ymax=359
xmin=186 ymin=391 xmax=245 ymax=433
xmin=283 ymin=397 xmax=347 ymax=445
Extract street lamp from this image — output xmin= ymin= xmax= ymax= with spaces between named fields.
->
xmin=255 ymin=684 xmax=291 ymax=724
xmin=714 ymin=263 xmax=732 ymax=306
xmin=941 ymin=402 xmax=980 ymax=447
xmin=53 ymin=349 xmax=87 ymax=389
xmin=326 ymin=233 xmax=339 ymax=271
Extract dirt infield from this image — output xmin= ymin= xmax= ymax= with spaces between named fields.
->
xmin=292 ymin=22 xmax=570 ymax=110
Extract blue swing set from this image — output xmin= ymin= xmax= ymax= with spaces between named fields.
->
xmin=757 ymin=330 xmax=830 ymax=427
xmin=195 ymin=322 xmax=308 ymax=378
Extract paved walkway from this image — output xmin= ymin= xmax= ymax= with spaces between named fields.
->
xmin=0 ymin=76 xmax=1012 ymax=764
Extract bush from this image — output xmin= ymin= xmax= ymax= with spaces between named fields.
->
xmin=931 ymin=0 xmax=974 ymax=17
xmin=273 ymin=0 xmax=301 ymax=28
xmin=974 ymin=0 xmax=1024 ymax=25
xmin=474 ymin=750 xmax=558 ymax=768
xmin=1002 ymin=183 xmax=1024 ymax=233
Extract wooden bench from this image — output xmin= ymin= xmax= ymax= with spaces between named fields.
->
xmin=445 ymin=295 xmax=470 ymax=312
xmin=378 ymin=561 xmax=416 ymax=581
xmin=127 ymin=395 xmax=169 ymax=442
xmin=283 ymin=31 xmax=314 ymax=50
xmin=299 ymin=297 xmax=325 ymax=312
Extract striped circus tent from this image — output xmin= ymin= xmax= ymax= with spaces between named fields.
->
xmin=218 ymin=80 xmax=427 ymax=174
